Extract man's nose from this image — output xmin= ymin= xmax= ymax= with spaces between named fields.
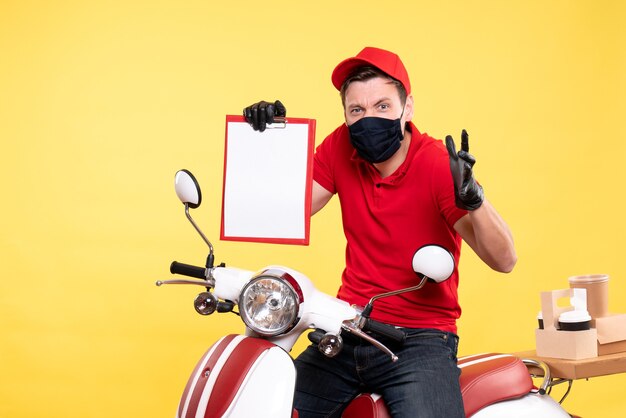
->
xmin=361 ymin=108 xmax=374 ymax=118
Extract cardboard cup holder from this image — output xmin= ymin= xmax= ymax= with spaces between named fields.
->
xmin=535 ymin=288 xmax=598 ymax=360
xmin=536 ymin=278 xmax=626 ymax=360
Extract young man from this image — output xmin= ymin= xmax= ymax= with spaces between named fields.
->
xmin=243 ymin=47 xmax=516 ymax=418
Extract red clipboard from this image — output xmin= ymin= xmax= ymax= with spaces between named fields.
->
xmin=220 ymin=115 xmax=316 ymax=245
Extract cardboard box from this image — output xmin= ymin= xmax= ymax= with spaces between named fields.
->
xmin=535 ymin=289 xmax=598 ymax=360
xmin=595 ymin=313 xmax=626 ymax=356
xmin=514 ymin=349 xmax=626 ymax=380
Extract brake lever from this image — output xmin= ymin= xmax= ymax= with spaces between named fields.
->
xmin=341 ymin=322 xmax=399 ymax=362
xmin=155 ymin=278 xmax=214 ymax=287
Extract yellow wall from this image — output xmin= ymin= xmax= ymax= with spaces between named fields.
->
xmin=1 ymin=0 xmax=625 ymax=416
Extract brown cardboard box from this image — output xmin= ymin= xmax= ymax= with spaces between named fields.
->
xmin=535 ymin=289 xmax=598 ymax=360
xmin=595 ymin=313 xmax=626 ymax=355
xmin=515 ymin=349 xmax=626 ymax=380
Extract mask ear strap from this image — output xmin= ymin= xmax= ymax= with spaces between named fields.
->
xmin=398 ymin=102 xmax=407 ymax=122
xmin=399 ymin=105 xmax=408 ymax=132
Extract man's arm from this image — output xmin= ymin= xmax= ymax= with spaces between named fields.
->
xmin=446 ymin=130 xmax=516 ymax=273
xmin=453 ymin=200 xmax=517 ymax=273
xmin=311 ymin=180 xmax=333 ymax=215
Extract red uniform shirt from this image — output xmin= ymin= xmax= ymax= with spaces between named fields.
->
xmin=313 ymin=122 xmax=468 ymax=333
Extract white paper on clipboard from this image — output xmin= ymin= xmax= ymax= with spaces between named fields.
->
xmin=221 ymin=115 xmax=316 ymax=245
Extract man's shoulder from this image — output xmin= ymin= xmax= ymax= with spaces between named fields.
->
xmin=324 ymin=123 xmax=349 ymax=141
xmin=411 ymin=127 xmax=448 ymax=160
xmin=317 ymin=123 xmax=351 ymax=155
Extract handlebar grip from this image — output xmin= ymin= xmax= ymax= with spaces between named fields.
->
xmin=362 ymin=318 xmax=407 ymax=344
xmin=170 ymin=261 xmax=206 ymax=279
xmin=307 ymin=329 xmax=326 ymax=345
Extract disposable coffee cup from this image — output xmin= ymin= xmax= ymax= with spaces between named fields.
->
xmin=558 ymin=310 xmax=592 ymax=331
xmin=568 ymin=274 xmax=609 ymax=319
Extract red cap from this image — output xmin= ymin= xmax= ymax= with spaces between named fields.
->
xmin=331 ymin=47 xmax=411 ymax=94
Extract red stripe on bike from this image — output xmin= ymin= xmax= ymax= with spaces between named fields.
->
xmin=205 ymin=337 xmax=276 ymax=417
xmin=179 ymin=334 xmax=238 ymax=418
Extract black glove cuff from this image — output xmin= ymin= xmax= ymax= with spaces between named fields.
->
xmin=457 ymin=183 xmax=484 ymax=211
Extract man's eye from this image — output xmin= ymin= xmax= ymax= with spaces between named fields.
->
xmin=379 ymin=104 xmax=389 ymax=110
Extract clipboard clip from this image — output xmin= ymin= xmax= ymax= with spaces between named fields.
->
xmin=266 ymin=116 xmax=287 ymax=129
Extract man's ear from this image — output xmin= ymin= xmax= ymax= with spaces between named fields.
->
xmin=404 ymin=94 xmax=415 ymax=122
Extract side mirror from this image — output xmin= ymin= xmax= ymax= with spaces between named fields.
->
xmin=173 ymin=170 xmax=214 ymax=263
xmin=412 ymin=245 xmax=455 ymax=283
xmin=175 ymin=169 xmax=202 ymax=208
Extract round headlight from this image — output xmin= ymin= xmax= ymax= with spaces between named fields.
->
xmin=239 ymin=273 xmax=300 ymax=337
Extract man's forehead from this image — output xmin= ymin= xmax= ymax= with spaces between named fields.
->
xmin=345 ymin=78 xmax=401 ymax=103
xmin=346 ymin=75 xmax=397 ymax=89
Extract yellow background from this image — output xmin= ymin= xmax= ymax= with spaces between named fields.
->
xmin=1 ymin=0 xmax=625 ymax=416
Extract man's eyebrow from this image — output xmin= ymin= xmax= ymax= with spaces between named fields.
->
xmin=374 ymin=97 xmax=392 ymax=106
xmin=346 ymin=97 xmax=392 ymax=109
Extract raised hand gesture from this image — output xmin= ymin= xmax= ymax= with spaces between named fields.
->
xmin=445 ymin=129 xmax=484 ymax=211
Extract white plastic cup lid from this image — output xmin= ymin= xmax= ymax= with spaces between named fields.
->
xmin=558 ymin=310 xmax=592 ymax=323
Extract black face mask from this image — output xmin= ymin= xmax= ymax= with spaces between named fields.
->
xmin=348 ymin=116 xmax=404 ymax=163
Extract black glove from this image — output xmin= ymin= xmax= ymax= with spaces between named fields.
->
xmin=242 ymin=100 xmax=286 ymax=132
xmin=445 ymin=129 xmax=484 ymax=211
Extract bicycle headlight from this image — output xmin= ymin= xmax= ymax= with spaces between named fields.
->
xmin=239 ymin=269 xmax=302 ymax=337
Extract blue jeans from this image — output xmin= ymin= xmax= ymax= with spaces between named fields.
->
xmin=294 ymin=328 xmax=464 ymax=418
